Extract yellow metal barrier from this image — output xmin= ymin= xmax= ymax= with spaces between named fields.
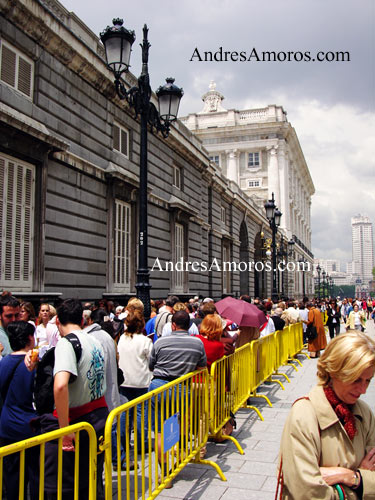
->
xmin=0 ymin=422 xmax=97 ymax=500
xmin=287 ymin=323 xmax=307 ymax=368
xmin=248 ymin=333 xmax=285 ymax=413
xmin=0 ymin=325 xmax=314 ymax=500
xmin=102 ymin=369 xmax=226 ymax=500
xmin=209 ymin=344 xmax=250 ymax=452
xmin=273 ymin=328 xmax=291 ymax=383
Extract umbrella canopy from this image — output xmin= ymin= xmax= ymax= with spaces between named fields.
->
xmin=215 ymin=297 xmax=266 ymax=328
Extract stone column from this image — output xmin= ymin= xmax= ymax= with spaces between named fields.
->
xmin=267 ymin=145 xmax=280 ymax=207
xmin=278 ymin=142 xmax=289 ymax=231
xmin=226 ymin=149 xmax=239 ymax=185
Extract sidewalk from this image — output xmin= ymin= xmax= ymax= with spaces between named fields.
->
xmin=157 ymin=320 xmax=375 ymax=500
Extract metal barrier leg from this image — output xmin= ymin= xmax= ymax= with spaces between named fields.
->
xmin=273 ymin=370 xmax=291 ymax=383
xmin=267 ymin=376 xmax=285 ymax=390
xmin=286 ymin=359 xmax=299 ymax=371
xmin=292 ymin=357 xmax=303 ymax=367
xmin=299 ymin=351 xmax=311 ymax=359
xmin=196 ymin=457 xmax=227 ymax=480
xmin=242 ymin=401 xmax=264 ymax=421
xmin=249 ymin=391 xmax=272 ymax=408
xmin=218 ymin=435 xmax=244 ymax=455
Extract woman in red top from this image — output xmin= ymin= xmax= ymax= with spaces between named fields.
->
xmin=197 ymin=314 xmax=225 ymax=458
xmin=197 ymin=314 xmax=225 ymax=370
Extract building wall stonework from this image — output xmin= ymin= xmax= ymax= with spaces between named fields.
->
xmin=1 ymin=0 xmax=302 ymax=302
xmin=181 ymin=82 xmax=315 ymax=298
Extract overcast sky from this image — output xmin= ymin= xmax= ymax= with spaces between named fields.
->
xmin=61 ymin=0 xmax=375 ymax=269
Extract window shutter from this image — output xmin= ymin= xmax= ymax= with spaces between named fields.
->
xmin=113 ymin=124 xmax=120 ymax=151
xmin=5 ymin=161 xmax=14 ymax=282
xmin=174 ymin=223 xmax=184 ymax=290
xmin=113 ymin=200 xmax=131 ymax=288
xmin=0 ymin=158 xmax=4 ymax=280
xmin=1 ymin=44 xmax=16 ymax=87
xmin=0 ymin=155 xmax=34 ymax=289
xmin=18 ymin=56 xmax=32 ymax=97
xmin=120 ymin=129 xmax=128 ymax=156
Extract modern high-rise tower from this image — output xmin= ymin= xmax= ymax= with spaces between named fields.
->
xmin=351 ymin=214 xmax=374 ymax=287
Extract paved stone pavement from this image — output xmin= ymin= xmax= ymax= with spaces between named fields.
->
xmin=156 ymin=320 xmax=375 ymax=500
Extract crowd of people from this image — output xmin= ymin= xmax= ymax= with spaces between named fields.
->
xmin=0 ymin=291 xmax=374 ymax=498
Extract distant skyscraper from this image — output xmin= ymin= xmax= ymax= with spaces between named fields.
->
xmin=351 ymin=214 xmax=374 ymax=286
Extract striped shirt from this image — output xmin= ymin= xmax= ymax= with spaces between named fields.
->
xmin=149 ymin=330 xmax=207 ymax=380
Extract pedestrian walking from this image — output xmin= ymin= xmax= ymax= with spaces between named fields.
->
xmin=326 ymin=299 xmax=341 ymax=339
xmin=306 ymin=302 xmax=327 ymax=357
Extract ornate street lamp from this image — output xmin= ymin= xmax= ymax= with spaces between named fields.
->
xmin=317 ymin=265 xmax=321 ymax=300
xmin=100 ymin=20 xmax=183 ymax=320
xmin=298 ymin=257 xmax=306 ymax=298
xmin=264 ymin=192 xmax=282 ymax=302
xmin=322 ymin=270 xmax=327 ymax=299
xmin=326 ymin=273 xmax=330 ymax=298
xmin=286 ymin=239 xmax=295 ymax=298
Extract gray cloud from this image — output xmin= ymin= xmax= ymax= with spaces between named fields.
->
xmin=60 ymin=0 xmax=375 ymax=265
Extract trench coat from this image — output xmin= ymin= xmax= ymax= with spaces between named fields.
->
xmin=307 ymin=307 xmax=327 ymax=352
xmin=279 ymin=385 xmax=375 ymax=499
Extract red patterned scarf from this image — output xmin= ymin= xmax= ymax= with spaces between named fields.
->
xmin=323 ymin=386 xmax=356 ymax=440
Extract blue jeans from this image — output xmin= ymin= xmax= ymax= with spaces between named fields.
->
xmin=111 ymin=394 xmax=128 ymax=464
xmin=139 ymin=379 xmax=187 ymax=439
xmin=112 ymin=387 xmax=148 ymax=460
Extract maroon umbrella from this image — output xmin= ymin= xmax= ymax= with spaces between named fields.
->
xmin=215 ymin=296 xmax=266 ymax=328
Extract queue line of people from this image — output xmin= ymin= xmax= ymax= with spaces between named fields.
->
xmin=0 ymin=292 xmax=374 ymax=498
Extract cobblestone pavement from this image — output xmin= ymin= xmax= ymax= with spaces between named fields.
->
xmin=156 ymin=320 xmax=375 ymax=500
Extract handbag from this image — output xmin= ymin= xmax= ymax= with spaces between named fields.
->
xmin=306 ymin=323 xmax=317 ymax=342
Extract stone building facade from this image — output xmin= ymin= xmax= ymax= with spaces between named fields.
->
xmin=0 ymin=0 xmax=291 ymax=304
xmin=182 ymin=82 xmax=315 ymax=297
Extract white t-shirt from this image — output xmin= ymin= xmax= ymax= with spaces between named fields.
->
xmin=118 ymin=333 xmax=153 ymax=388
xmin=35 ymin=324 xmax=48 ymax=345
xmin=54 ymin=330 xmax=106 ymax=408
xmin=260 ymin=317 xmax=276 ymax=338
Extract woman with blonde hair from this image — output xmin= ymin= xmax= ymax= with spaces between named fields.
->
xmin=278 ymin=331 xmax=375 ymax=499
xmin=35 ymin=303 xmax=52 ymax=347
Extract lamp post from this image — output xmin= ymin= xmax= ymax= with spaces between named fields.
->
xmin=326 ymin=273 xmax=330 ymax=298
xmin=322 ymin=270 xmax=327 ymax=299
xmin=264 ymin=192 xmax=282 ymax=302
xmin=298 ymin=257 xmax=306 ymax=298
xmin=317 ymin=265 xmax=321 ymax=300
xmin=277 ymin=235 xmax=288 ymax=299
xmin=100 ymin=20 xmax=183 ymax=320
xmin=330 ymin=276 xmax=334 ymax=297
xmin=260 ymin=231 xmax=272 ymax=298
xmin=287 ymin=239 xmax=295 ymax=298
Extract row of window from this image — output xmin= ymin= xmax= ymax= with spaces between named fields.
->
xmin=1 ymin=40 xmax=185 ymax=192
xmin=0 ymin=39 xmax=34 ymax=99
xmin=0 ymin=154 xmax=203 ymax=293
xmin=209 ymin=152 xmax=261 ymax=168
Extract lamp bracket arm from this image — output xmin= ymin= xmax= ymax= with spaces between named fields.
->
xmin=147 ymin=102 xmax=170 ymax=138
xmin=115 ymin=78 xmax=131 ymax=101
